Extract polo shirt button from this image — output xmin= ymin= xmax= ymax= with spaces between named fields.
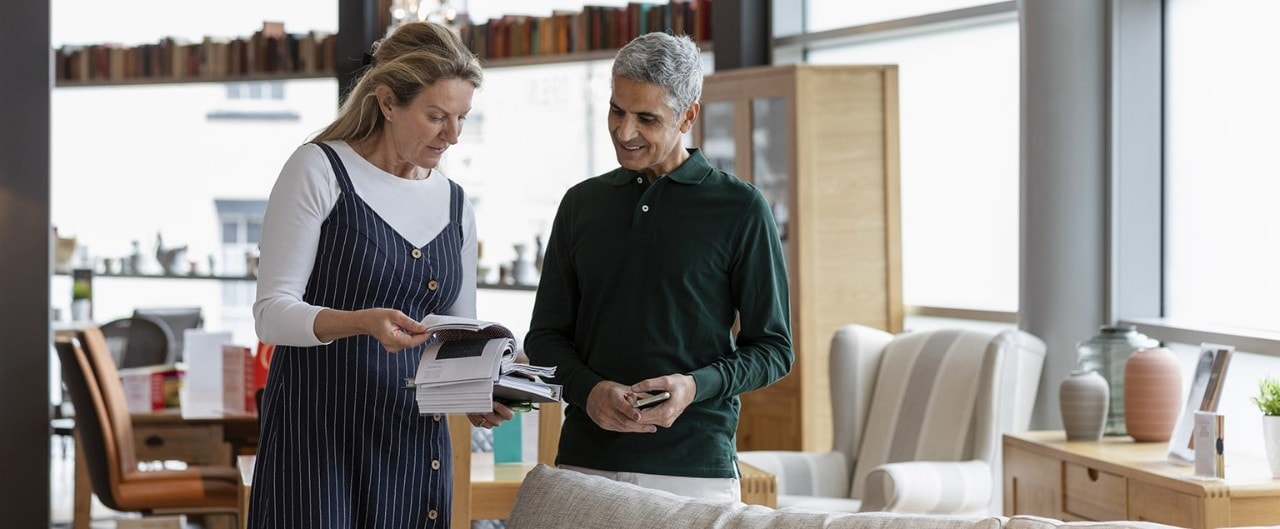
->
xmin=636 ymin=177 xmax=642 ymax=184
xmin=431 ymin=459 xmax=441 ymax=470
xmin=428 ymin=279 xmax=439 ymax=291
xmin=641 ymin=205 xmax=650 ymax=212
xmin=411 ymin=248 xmax=423 ymax=259
xmin=428 ymin=509 xmax=438 ymax=520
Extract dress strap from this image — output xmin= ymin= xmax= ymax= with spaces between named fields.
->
xmin=447 ymin=179 xmax=463 ymax=238
xmin=311 ymin=142 xmax=356 ymax=195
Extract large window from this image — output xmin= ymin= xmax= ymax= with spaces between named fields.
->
xmin=1164 ymin=0 xmax=1280 ymax=336
xmin=807 ymin=15 xmax=1020 ymax=313
xmin=806 ymin=0 xmax=1006 ymax=33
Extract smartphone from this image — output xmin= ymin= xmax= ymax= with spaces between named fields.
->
xmin=633 ymin=391 xmax=671 ymax=409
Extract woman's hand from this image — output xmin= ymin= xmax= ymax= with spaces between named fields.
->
xmin=312 ymin=307 xmax=430 ymax=352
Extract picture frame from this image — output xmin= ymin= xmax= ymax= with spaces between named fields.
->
xmin=1167 ymin=343 xmax=1234 ymax=464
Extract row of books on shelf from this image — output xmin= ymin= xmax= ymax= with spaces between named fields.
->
xmin=54 ymin=22 xmax=337 ymax=85
xmin=459 ymin=0 xmax=713 ymax=61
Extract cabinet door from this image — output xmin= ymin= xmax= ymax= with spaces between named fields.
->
xmin=751 ymin=96 xmax=791 ymax=252
xmin=1003 ymin=443 xmax=1063 ymax=518
xmin=1128 ymin=481 xmax=1203 ymax=529
xmin=701 ymin=100 xmax=737 ymax=174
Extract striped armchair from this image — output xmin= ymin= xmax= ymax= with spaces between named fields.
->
xmin=739 ymin=324 xmax=1046 ymax=516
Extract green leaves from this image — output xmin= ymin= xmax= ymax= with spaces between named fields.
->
xmin=1252 ymin=376 xmax=1280 ymax=416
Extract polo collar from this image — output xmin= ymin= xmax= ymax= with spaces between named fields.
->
xmin=609 ymin=148 xmax=712 ymax=186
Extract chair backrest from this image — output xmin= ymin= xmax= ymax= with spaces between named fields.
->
xmin=54 ymin=335 xmax=132 ymax=511
xmin=77 ymin=328 xmax=143 ymax=482
xmin=846 ymin=326 xmax=1046 ymax=500
xmin=111 ymin=314 xmax=175 ymax=368
xmin=98 ymin=317 xmax=133 ymax=366
xmin=132 ymin=307 xmax=203 ymax=363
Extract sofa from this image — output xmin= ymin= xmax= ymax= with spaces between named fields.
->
xmin=505 ymin=464 xmax=1186 ymax=529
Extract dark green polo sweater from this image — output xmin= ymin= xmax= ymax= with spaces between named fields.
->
xmin=526 ymin=148 xmax=793 ymax=478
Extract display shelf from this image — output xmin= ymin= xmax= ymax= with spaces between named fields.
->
xmin=696 ymin=64 xmax=903 ymax=453
xmin=52 ymin=22 xmax=337 ymax=88
xmin=54 ymin=71 xmax=335 ymax=88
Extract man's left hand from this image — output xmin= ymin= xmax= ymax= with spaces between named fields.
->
xmin=630 ymin=374 xmax=695 ymax=428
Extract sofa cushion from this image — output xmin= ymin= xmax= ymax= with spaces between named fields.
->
xmin=506 ymin=464 xmax=1004 ymax=529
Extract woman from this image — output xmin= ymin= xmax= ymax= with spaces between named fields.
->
xmin=249 ymin=21 xmax=512 ymax=528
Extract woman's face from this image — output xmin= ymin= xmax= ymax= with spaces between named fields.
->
xmin=382 ymin=78 xmax=475 ymax=170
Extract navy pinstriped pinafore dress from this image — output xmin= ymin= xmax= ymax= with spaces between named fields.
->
xmin=248 ymin=142 xmax=464 ymax=529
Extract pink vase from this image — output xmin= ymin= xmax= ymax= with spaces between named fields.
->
xmin=1123 ymin=347 xmax=1182 ymax=442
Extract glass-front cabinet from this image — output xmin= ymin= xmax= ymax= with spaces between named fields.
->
xmin=695 ymin=65 xmax=903 ymax=452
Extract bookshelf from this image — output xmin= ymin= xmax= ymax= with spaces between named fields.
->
xmin=53 ymin=22 xmax=338 ymax=88
xmin=52 ymin=1 xmax=716 ymax=86
xmin=456 ymin=0 xmax=712 ymax=63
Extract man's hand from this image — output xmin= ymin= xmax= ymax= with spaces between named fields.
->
xmin=585 ymin=381 xmax=656 ymax=433
xmin=468 ymin=401 xmax=517 ymax=430
xmin=631 ymin=374 xmax=695 ymax=428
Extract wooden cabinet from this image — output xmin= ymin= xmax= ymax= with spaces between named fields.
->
xmin=695 ymin=64 xmax=903 ymax=452
xmin=1004 ymin=431 xmax=1280 ymax=529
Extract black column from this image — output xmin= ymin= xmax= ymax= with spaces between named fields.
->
xmin=0 ymin=0 xmax=52 ymax=527
xmin=711 ymin=0 xmax=772 ymax=70
xmin=337 ymin=0 xmax=385 ymax=103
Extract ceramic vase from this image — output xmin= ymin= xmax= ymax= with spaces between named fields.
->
xmin=1123 ymin=347 xmax=1182 ymax=442
xmin=1264 ymin=416 xmax=1280 ymax=478
xmin=1060 ymin=370 xmax=1109 ymax=441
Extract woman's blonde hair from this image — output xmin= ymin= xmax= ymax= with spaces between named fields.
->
xmin=314 ymin=22 xmax=482 ymax=143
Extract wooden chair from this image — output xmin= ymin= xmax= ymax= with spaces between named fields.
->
xmin=449 ymin=401 xmax=562 ymax=527
xmin=54 ymin=328 xmax=240 ymax=528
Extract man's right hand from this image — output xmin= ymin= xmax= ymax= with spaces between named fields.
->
xmin=585 ymin=381 xmax=657 ymax=433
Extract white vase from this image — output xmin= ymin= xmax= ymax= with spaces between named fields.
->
xmin=1060 ymin=370 xmax=1109 ymax=441
xmin=1264 ymin=415 xmax=1280 ymax=478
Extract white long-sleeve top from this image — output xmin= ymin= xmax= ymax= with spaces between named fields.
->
xmin=253 ymin=141 xmax=477 ymax=346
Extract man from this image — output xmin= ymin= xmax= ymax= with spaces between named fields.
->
xmin=525 ymin=32 xmax=793 ymax=501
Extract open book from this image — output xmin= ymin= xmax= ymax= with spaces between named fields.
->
xmin=412 ymin=314 xmax=561 ymax=414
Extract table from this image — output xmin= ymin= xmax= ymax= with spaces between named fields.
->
xmin=69 ymin=410 xmax=257 ymax=529
xmin=1003 ymin=431 xmax=1280 ymax=528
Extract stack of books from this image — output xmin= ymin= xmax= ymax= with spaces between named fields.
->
xmin=412 ymin=315 xmax=561 ymax=414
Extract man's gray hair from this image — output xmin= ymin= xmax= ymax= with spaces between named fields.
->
xmin=612 ymin=32 xmax=703 ymax=116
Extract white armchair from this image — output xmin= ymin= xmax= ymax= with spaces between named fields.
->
xmin=738 ymin=324 xmax=1046 ymax=516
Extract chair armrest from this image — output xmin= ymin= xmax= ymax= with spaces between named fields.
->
xmin=738 ymin=450 xmax=851 ymax=498
xmin=858 ymin=460 xmax=991 ymax=516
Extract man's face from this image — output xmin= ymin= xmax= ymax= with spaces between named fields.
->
xmin=608 ymin=76 xmax=698 ymax=179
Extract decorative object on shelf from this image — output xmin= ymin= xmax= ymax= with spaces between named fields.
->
xmin=1059 ymin=369 xmax=1109 ymax=441
xmin=70 ymin=268 xmax=94 ymax=322
xmin=1251 ymin=375 xmax=1280 ymax=478
xmin=125 ymin=239 xmax=143 ymax=275
xmin=155 ymin=232 xmax=188 ymax=276
xmin=1123 ymin=346 xmax=1182 ymax=442
xmin=1075 ymin=325 xmax=1158 ymax=435
xmin=1167 ymin=343 xmax=1234 ymax=464
xmin=53 ymin=227 xmax=77 ymax=274
xmin=245 ymin=250 xmax=261 ymax=278
xmin=511 ymin=242 xmax=537 ymax=285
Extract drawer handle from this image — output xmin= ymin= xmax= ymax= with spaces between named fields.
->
xmin=144 ymin=435 xmax=164 ymax=448
xmin=1087 ymin=468 xmax=1099 ymax=481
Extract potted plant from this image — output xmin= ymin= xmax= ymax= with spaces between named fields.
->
xmin=1251 ymin=376 xmax=1280 ymax=477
